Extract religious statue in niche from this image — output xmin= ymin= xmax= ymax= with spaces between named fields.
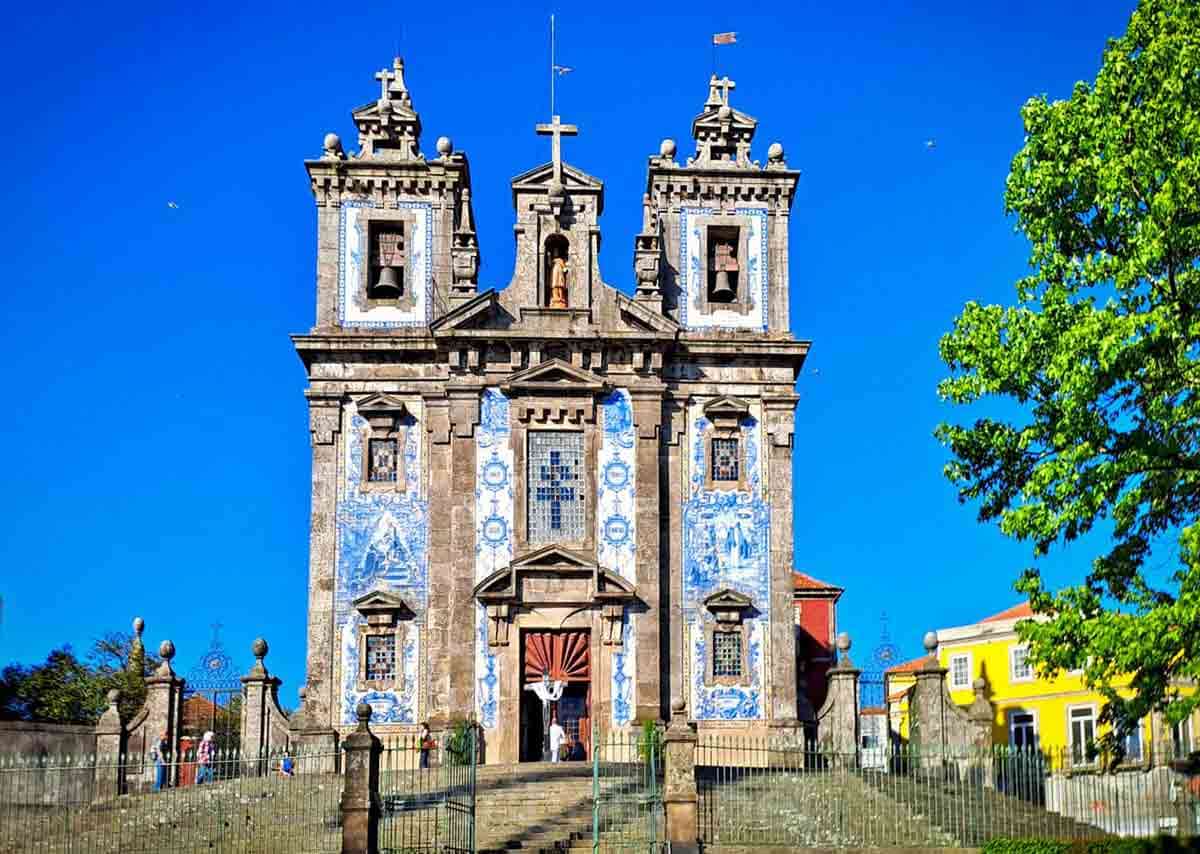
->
xmin=546 ymin=235 xmax=570 ymax=309
xmin=708 ymin=228 xmax=740 ymax=303
xmin=370 ymin=225 xmax=406 ymax=299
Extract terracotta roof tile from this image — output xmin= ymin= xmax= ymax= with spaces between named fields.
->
xmin=980 ymin=602 xmax=1033 ymax=623
xmin=792 ymin=571 xmax=843 ymax=593
xmin=884 ymin=654 xmax=933 ymax=675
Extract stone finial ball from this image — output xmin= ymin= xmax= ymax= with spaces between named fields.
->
xmin=355 ymin=702 xmax=373 ymax=723
xmin=836 ymin=631 xmax=851 ymax=652
xmin=671 ymin=697 xmax=686 ymax=714
xmin=323 ymin=132 xmax=341 ymax=151
xmin=159 ymin=640 xmax=175 ymax=661
xmin=252 ymin=638 xmax=268 ymax=659
xmin=923 ymin=630 xmax=938 ymax=653
xmin=436 ymin=136 xmax=453 ymax=156
xmin=660 ymin=138 xmax=676 ymax=158
xmin=767 ymin=142 xmax=784 ymax=161
xmin=132 ymin=616 xmax=144 ymax=635
xmin=973 ymin=677 xmax=987 ymax=691
xmin=717 ymin=105 xmax=732 ymax=120
xmin=107 ymin=688 xmax=120 ymax=704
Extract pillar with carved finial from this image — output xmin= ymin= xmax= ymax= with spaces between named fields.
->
xmin=93 ymin=689 xmax=124 ymax=801
xmin=341 ymin=703 xmax=382 ymax=854
xmin=139 ymin=639 xmax=185 ymax=786
xmin=816 ymin=632 xmax=860 ymax=761
xmin=663 ymin=698 xmax=699 ymax=853
xmin=241 ymin=638 xmax=290 ymax=775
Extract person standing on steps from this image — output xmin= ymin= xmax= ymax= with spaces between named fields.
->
xmin=548 ymin=713 xmax=566 ymax=764
xmin=195 ymin=731 xmax=216 ymax=785
xmin=152 ymin=731 xmax=169 ymax=791
xmin=419 ymin=722 xmax=434 ymax=769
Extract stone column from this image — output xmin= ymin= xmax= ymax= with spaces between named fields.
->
xmin=93 ymin=689 xmax=123 ymax=801
xmin=303 ymin=394 xmax=341 ymax=729
xmin=143 ymin=641 xmax=185 ymax=787
xmin=447 ymin=391 xmax=480 ymax=721
xmin=632 ymin=387 xmax=664 ymax=721
xmin=241 ymin=638 xmax=284 ymax=776
xmin=662 ymin=699 xmax=698 ymax=854
xmin=341 ymin=703 xmax=382 ymax=854
xmin=818 ymin=632 xmax=860 ymax=759
xmin=765 ymin=396 xmax=799 ymax=721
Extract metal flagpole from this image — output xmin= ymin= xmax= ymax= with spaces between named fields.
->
xmin=550 ymin=14 xmax=556 ymax=117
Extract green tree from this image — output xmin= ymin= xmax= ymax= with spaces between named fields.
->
xmin=936 ymin=0 xmax=1200 ymax=749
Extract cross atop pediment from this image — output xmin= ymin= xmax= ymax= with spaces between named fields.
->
xmin=535 ymin=115 xmax=578 ymax=186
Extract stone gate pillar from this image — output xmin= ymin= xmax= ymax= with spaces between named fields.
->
xmin=241 ymin=638 xmax=289 ymax=775
xmin=93 ymin=689 xmax=123 ymax=801
xmin=341 ymin=703 xmax=382 ymax=854
xmin=663 ymin=699 xmax=698 ymax=854
xmin=143 ymin=640 xmax=185 ymax=786
xmin=816 ymin=632 xmax=859 ymax=760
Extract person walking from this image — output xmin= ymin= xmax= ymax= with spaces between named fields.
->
xmin=549 ymin=713 xmax=566 ymax=764
xmin=418 ymin=722 xmax=434 ymax=770
xmin=152 ymin=731 xmax=170 ymax=791
xmin=195 ymin=731 xmax=216 ymax=785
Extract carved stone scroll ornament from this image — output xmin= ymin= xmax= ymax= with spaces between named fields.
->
xmin=310 ymin=408 xmax=341 ymax=446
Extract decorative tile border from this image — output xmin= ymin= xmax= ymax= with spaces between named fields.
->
xmin=679 ymin=206 xmax=769 ymax=331
xmin=598 ymin=390 xmax=637 ymax=726
xmin=474 ymin=388 xmax=512 ymax=731
xmin=338 ymin=200 xmax=433 ymax=328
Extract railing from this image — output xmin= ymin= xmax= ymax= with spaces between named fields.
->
xmin=0 ymin=746 xmax=342 ymax=854
xmin=378 ymin=732 xmax=476 ymax=854
xmin=697 ymin=737 xmax=1200 ymax=848
xmin=592 ymin=726 xmax=664 ymax=852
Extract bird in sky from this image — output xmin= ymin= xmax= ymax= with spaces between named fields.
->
xmin=167 ymin=201 xmax=180 ymax=209
xmin=925 ymin=139 xmax=937 ymax=150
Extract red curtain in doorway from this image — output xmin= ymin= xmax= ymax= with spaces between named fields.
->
xmin=524 ymin=631 xmax=590 ymax=682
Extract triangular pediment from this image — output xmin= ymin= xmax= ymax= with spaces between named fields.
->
xmin=352 ymin=590 xmax=415 ymax=619
xmin=511 ymin=544 xmax=597 ymax=571
xmin=691 ymin=106 xmax=758 ymax=134
xmin=510 ymin=161 xmax=602 ymax=191
xmin=500 ymin=359 xmax=607 ymax=395
xmin=703 ymin=588 xmax=754 ymax=610
xmin=615 ymin=293 xmax=680 ymax=335
xmin=352 ymin=100 xmax=420 ymax=124
xmin=357 ymin=392 xmax=412 ymax=416
xmin=430 ymin=289 xmax=510 ymax=333
xmin=702 ymin=395 xmax=752 ymax=424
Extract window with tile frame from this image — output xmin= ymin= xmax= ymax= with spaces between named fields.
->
xmin=712 ymin=631 xmax=743 ymax=678
xmin=365 ymin=634 xmax=396 ymax=682
xmin=368 ymin=438 xmax=399 ymax=483
xmin=528 ymin=431 xmax=586 ymax=543
xmin=711 ymin=437 xmax=740 ymax=482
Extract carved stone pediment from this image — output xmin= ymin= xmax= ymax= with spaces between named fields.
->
xmin=430 ymin=289 xmax=510 ymax=333
xmin=615 ymin=293 xmax=679 ymax=335
xmin=703 ymin=588 xmax=755 ymax=624
xmin=702 ymin=395 xmax=752 ymax=431
xmin=473 ymin=545 xmax=637 ymax=646
xmin=352 ymin=590 xmax=415 ymax=625
xmin=357 ymin=393 xmax=412 ymax=417
xmin=510 ymin=161 xmax=603 ymax=200
xmin=500 ymin=359 xmax=607 ymax=395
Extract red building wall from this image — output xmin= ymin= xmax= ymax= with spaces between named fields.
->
xmin=793 ymin=572 xmax=842 ymax=717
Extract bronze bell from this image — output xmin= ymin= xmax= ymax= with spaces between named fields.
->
xmin=373 ymin=265 xmax=403 ymax=298
xmin=710 ymin=270 xmax=736 ymax=302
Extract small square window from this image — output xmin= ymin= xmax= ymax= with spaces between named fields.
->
xmin=712 ymin=438 xmax=740 ymax=482
xmin=713 ymin=632 xmax=742 ymax=678
xmin=365 ymin=634 xmax=396 ymax=682
xmin=368 ymin=438 xmax=398 ymax=483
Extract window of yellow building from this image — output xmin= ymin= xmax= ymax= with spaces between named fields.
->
xmin=1010 ymin=645 xmax=1033 ymax=683
xmin=1069 ymin=705 xmax=1097 ymax=763
xmin=949 ymin=652 xmax=971 ymax=689
xmin=1009 ymin=710 xmax=1038 ymax=749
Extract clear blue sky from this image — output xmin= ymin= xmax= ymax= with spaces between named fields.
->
xmin=0 ymin=0 xmax=1138 ymax=705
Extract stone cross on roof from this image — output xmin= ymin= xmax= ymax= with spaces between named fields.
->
xmin=705 ymin=75 xmax=736 ymax=109
xmin=535 ymin=114 xmax=578 ymax=186
xmin=374 ymin=57 xmax=412 ymax=108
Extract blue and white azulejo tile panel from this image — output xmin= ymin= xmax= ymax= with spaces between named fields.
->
xmin=679 ymin=206 xmax=769 ymax=332
xmin=474 ymin=388 xmax=512 ymax=731
xmin=598 ymin=390 xmax=637 ymax=726
xmin=682 ymin=398 xmax=770 ymax=720
xmin=336 ymin=398 xmax=428 ymax=725
xmin=338 ymin=200 xmax=433 ymax=328
xmin=340 ymin=614 xmax=420 ymax=725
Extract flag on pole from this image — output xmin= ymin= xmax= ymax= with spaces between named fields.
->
xmin=712 ymin=31 xmax=737 ymax=45
xmin=553 ymin=65 xmax=574 ymax=76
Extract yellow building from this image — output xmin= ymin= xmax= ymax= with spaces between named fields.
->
xmin=884 ymin=602 xmax=1199 ymax=766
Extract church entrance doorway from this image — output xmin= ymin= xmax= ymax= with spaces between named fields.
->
xmin=519 ymin=629 xmax=590 ymax=762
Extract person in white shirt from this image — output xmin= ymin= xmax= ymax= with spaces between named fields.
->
xmin=548 ymin=713 xmax=566 ymax=763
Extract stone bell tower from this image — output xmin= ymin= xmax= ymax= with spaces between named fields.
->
xmin=643 ymin=74 xmax=798 ymax=333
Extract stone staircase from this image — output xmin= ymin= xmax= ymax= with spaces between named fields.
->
xmin=473 ymin=762 xmax=596 ymax=853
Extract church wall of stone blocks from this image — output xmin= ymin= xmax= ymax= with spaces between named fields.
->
xmin=291 ymin=58 xmax=810 ymax=762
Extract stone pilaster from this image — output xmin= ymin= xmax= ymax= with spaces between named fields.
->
xmin=765 ymin=396 xmax=799 ymax=721
xmin=142 ymin=641 xmax=185 ymax=786
xmin=447 ymin=391 xmax=479 ymax=721
xmin=632 ymin=387 xmax=664 ymax=721
xmin=816 ymin=632 xmax=859 ymax=758
xmin=93 ymin=689 xmax=123 ymax=801
xmin=303 ymin=394 xmax=341 ymax=728
xmin=341 ymin=703 xmax=382 ymax=854
xmin=663 ymin=699 xmax=698 ymax=854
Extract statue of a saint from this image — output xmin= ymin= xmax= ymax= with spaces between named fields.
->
xmin=549 ymin=256 xmax=569 ymax=309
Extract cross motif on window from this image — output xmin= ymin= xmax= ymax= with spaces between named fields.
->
xmin=534 ymin=450 xmax=577 ymax=530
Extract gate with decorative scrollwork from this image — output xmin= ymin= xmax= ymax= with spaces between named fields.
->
xmin=181 ymin=623 xmax=243 ymax=778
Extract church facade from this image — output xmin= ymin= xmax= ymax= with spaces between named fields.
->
xmin=293 ymin=58 xmax=810 ymax=762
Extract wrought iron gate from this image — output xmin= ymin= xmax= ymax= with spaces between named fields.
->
xmin=591 ymin=722 xmax=664 ymax=853
xmin=182 ymin=624 xmax=243 ymax=778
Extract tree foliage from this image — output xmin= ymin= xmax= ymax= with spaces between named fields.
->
xmin=0 ymin=632 xmax=159 ymax=725
xmin=936 ymin=0 xmax=1200 ymax=746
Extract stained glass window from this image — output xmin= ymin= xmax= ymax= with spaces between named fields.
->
xmin=529 ymin=432 xmax=585 ymax=543
xmin=712 ymin=438 xmax=740 ymax=482
xmin=365 ymin=634 xmax=396 ymax=682
xmin=713 ymin=631 xmax=742 ymax=678
xmin=368 ymin=438 xmax=398 ymax=483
